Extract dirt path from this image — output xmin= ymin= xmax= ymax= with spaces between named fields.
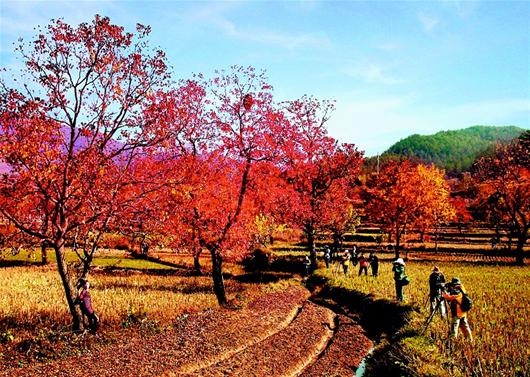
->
xmin=3 ymin=285 xmax=372 ymax=377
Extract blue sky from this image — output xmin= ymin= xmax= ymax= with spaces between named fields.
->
xmin=1 ymin=1 xmax=529 ymax=156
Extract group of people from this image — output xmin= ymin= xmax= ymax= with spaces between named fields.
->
xmin=304 ymin=249 xmax=473 ymax=342
xmin=393 ymin=259 xmax=473 ymax=341
xmin=320 ymin=245 xmax=380 ymax=277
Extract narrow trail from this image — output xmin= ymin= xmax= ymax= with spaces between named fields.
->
xmin=3 ymin=285 xmax=372 ymax=377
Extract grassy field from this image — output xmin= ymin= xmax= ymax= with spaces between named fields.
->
xmin=316 ymin=260 xmax=530 ymax=376
xmin=0 ymin=249 xmax=285 ymax=367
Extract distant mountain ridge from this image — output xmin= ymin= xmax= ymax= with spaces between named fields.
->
xmin=382 ymin=125 xmax=526 ymax=172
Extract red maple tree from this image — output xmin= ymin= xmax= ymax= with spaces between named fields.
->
xmin=0 ymin=16 xmax=179 ymax=330
xmin=162 ymin=67 xmax=292 ymax=305
xmin=474 ymin=138 xmax=529 ymax=265
xmin=282 ymin=96 xmax=364 ymax=269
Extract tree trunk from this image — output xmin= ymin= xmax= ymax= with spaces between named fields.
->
xmin=41 ymin=242 xmax=48 ymax=266
xmin=515 ymin=230 xmax=527 ymax=266
xmin=193 ymin=248 xmax=202 ymax=275
xmin=210 ymin=248 xmax=227 ymax=306
xmin=394 ymin=224 xmax=401 ymax=259
xmin=305 ymin=223 xmax=317 ymax=271
xmin=435 ymin=225 xmax=439 ymax=253
xmin=54 ymin=244 xmax=84 ymax=331
xmin=395 ymin=240 xmax=401 ymax=259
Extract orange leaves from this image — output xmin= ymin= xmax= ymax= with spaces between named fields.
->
xmin=366 ymin=160 xmax=456 ymax=247
xmin=474 ymin=142 xmax=530 ymax=261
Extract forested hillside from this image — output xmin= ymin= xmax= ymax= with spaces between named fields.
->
xmin=382 ymin=125 xmax=526 ymax=172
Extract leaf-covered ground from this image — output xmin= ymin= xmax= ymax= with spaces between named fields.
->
xmin=2 ymin=284 xmax=373 ymax=376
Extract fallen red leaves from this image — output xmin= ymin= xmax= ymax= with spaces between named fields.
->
xmin=2 ymin=285 xmax=373 ymax=376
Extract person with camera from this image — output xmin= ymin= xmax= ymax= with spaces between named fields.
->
xmin=392 ymin=258 xmax=408 ymax=301
xmin=429 ymin=266 xmax=446 ymax=316
xmin=442 ymin=277 xmax=473 ymax=341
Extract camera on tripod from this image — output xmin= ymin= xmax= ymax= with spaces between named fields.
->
xmin=441 ymin=282 xmax=456 ymax=292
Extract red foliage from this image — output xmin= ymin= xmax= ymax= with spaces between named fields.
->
xmin=0 ymin=15 xmax=177 ymax=329
xmin=281 ymin=96 xmax=364 ymax=267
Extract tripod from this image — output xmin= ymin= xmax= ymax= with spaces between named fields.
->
xmin=422 ymin=294 xmax=449 ymax=335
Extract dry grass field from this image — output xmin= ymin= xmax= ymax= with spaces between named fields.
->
xmin=317 ymin=260 xmax=530 ymax=376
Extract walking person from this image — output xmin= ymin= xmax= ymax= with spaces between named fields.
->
xmin=429 ymin=266 xmax=446 ymax=316
xmin=392 ymin=258 xmax=408 ymax=301
xmin=368 ymin=253 xmax=379 ymax=277
xmin=77 ymin=279 xmax=99 ymax=334
xmin=358 ymin=253 xmax=368 ymax=276
xmin=443 ymin=277 xmax=473 ymax=341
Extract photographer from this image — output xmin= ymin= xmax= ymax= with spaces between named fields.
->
xmin=442 ymin=277 xmax=473 ymax=341
xmin=392 ymin=258 xmax=408 ymax=301
xmin=429 ymin=266 xmax=446 ymax=316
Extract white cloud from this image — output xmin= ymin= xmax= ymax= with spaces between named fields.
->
xmin=418 ymin=12 xmax=439 ymax=33
xmin=187 ymin=2 xmax=330 ymax=50
xmin=342 ymin=63 xmax=404 ymax=85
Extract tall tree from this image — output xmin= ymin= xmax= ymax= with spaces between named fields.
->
xmin=0 ymin=16 xmax=178 ymax=330
xmin=414 ymin=164 xmax=456 ymax=251
xmin=365 ymin=160 xmax=455 ymax=256
xmin=474 ymin=140 xmax=529 ymax=265
xmin=283 ymin=96 xmax=364 ymax=269
xmin=163 ymin=67 xmax=291 ymax=305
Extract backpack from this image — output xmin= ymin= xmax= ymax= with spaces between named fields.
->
xmin=460 ymin=292 xmax=473 ymax=312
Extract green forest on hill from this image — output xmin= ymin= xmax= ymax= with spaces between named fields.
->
xmin=380 ymin=125 xmax=526 ymax=172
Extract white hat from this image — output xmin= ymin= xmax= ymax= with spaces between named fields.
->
xmin=393 ymin=258 xmax=405 ymax=265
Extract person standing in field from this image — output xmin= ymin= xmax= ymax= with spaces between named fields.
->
xmin=358 ymin=253 xmax=369 ymax=276
xmin=77 ymin=279 xmax=99 ymax=334
xmin=341 ymin=250 xmax=350 ymax=275
xmin=443 ymin=277 xmax=473 ymax=341
xmin=350 ymin=246 xmax=358 ymax=267
xmin=429 ymin=266 xmax=446 ymax=316
xmin=368 ymin=253 xmax=379 ymax=277
xmin=392 ymin=258 xmax=408 ymax=301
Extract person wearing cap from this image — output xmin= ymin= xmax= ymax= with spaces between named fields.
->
xmin=392 ymin=258 xmax=407 ymax=301
xmin=429 ymin=266 xmax=446 ymax=316
xmin=442 ymin=277 xmax=473 ymax=341
xmin=77 ymin=279 xmax=99 ymax=334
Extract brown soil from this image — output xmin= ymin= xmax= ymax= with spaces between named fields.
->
xmin=2 ymin=285 xmax=372 ymax=377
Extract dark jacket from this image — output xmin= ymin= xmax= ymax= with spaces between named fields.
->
xmin=429 ymin=272 xmax=445 ymax=295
